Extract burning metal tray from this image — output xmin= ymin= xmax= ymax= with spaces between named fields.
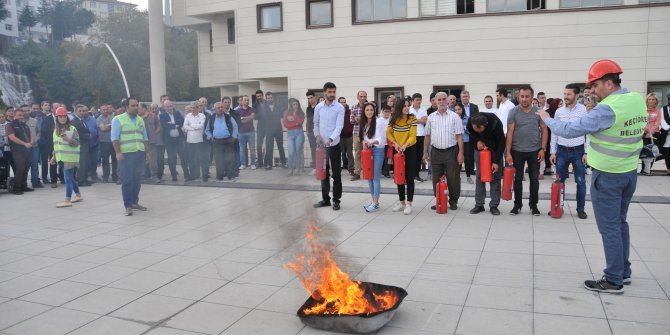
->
xmin=297 ymin=282 xmax=408 ymax=334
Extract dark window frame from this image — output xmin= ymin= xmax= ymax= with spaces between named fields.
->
xmin=352 ymin=0 xmax=408 ymax=23
xmin=257 ymin=2 xmax=284 ymax=33
xmin=420 ymin=0 xmax=475 ymax=15
xmin=647 ymin=81 xmax=670 ymax=106
xmin=208 ymin=28 xmax=213 ymax=52
xmin=306 ymin=0 xmax=334 ymax=29
xmin=496 ymin=84 xmax=531 ymax=104
xmin=374 ymin=86 xmax=405 ymax=111
xmin=487 ymin=0 xmax=545 ymax=12
xmin=227 ymin=17 xmax=236 ymax=44
xmin=433 ymin=85 xmax=465 ymax=104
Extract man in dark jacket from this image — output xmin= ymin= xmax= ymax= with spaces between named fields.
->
xmin=467 ymin=112 xmax=505 ymax=215
xmin=159 ymin=100 xmax=189 ymax=181
xmin=261 ymin=91 xmax=287 ymax=169
xmin=71 ymin=105 xmax=93 ymax=186
xmin=38 ymin=101 xmax=60 ymax=188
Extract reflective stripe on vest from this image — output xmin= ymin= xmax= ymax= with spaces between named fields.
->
xmin=117 ymin=113 xmax=145 ymax=153
xmin=53 ymin=126 xmax=80 ymax=163
xmin=587 ymin=92 xmax=647 ymax=173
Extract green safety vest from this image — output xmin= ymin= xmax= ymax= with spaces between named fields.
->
xmin=53 ymin=126 xmax=80 ymax=163
xmin=587 ymin=92 xmax=647 ymax=173
xmin=116 ymin=112 xmax=146 ymax=153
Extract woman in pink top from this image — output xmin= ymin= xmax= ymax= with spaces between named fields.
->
xmin=641 ymin=93 xmax=662 ymax=175
xmin=283 ymin=98 xmax=305 ymax=176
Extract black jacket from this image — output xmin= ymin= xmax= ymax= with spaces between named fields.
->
xmin=71 ymin=116 xmax=92 ymax=149
xmin=467 ymin=112 xmax=506 ymax=163
xmin=40 ymin=114 xmax=56 ymax=147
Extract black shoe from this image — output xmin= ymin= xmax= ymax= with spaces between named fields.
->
xmin=23 ymin=187 xmax=35 ymax=192
xmin=449 ymin=203 xmax=458 ymax=210
xmin=51 ymin=183 xmax=58 ymax=188
xmin=12 ymin=190 xmax=24 ymax=195
xmin=172 ymin=176 xmax=178 ymax=182
xmin=430 ymin=205 xmax=436 ymax=210
xmin=490 ymin=207 xmax=501 ymax=216
xmin=530 ymin=206 xmax=541 ymax=216
xmin=33 ymin=183 xmax=44 ymax=188
xmin=203 ymin=177 xmax=208 ymax=182
xmin=470 ymin=206 xmax=485 ymax=214
xmin=584 ymin=276 xmax=624 ymax=294
xmin=383 ymin=173 xmax=391 ymax=178
xmin=314 ymin=200 xmax=331 ymax=208
xmin=577 ymin=211 xmax=588 ymax=219
xmin=332 ymin=202 xmax=341 ymax=211
xmin=79 ymin=183 xmax=91 ymax=187
xmin=510 ymin=206 xmax=521 ymax=215
xmin=282 ymin=164 xmax=289 ymax=169
xmin=60 ymin=180 xmax=65 ymax=184
xmin=102 ymin=179 xmax=109 ymax=183
xmin=415 ymin=176 xmax=425 ymax=182
xmin=265 ymin=166 xmax=273 ymax=170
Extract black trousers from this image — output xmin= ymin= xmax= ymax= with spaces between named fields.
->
xmin=39 ymin=143 xmax=59 ymax=183
xmin=396 ymin=145 xmax=417 ymax=202
xmin=213 ymin=139 xmax=236 ymax=179
xmin=511 ymin=150 xmax=540 ymax=207
xmin=154 ymin=145 xmax=166 ymax=179
xmin=307 ymin=132 xmax=317 ymax=168
xmin=264 ymin=127 xmax=286 ymax=167
xmin=663 ymin=146 xmax=670 ymax=170
xmin=4 ymin=150 xmax=15 ymax=174
xmin=463 ymin=141 xmax=475 ymax=177
xmin=100 ymin=142 xmax=118 ymax=181
xmin=544 ymin=128 xmax=552 ymax=172
xmin=186 ymin=142 xmax=203 ymax=179
xmin=256 ymin=125 xmax=267 ymax=167
xmin=165 ymin=138 xmax=189 ymax=179
xmin=76 ymin=143 xmax=90 ymax=183
xmin=322 ymin=144 xmax=342 ymax=203
xmin=13 ymin=150 xmax=31 ymax=190
xmin=431 ymin=146 xmax=461 ymax=205
xmin=201 ymin=141 xmax=211 ymax=178
xmin=415 ymin=136 xmax=424 ymax=175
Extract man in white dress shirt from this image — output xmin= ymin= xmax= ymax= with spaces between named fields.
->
xmin=496 ymin=88 xmax=515 ymax=135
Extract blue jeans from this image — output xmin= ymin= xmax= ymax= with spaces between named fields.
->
xmin=30 ymin=145 xmax=40 ymax=185
xmin=287 ymin=129 xmax=305 ymax=171
xmin=120 ymin=151 xmax=144 ymax=209
xmin=238 ymin=131 xmax=256 ymax=166
xmin=63 ymin=167 xmax=80 ymax=199
xmin=591 ymin=169 xmax=636 ymax=285
xmin=367 ymin=147 xmax=385 ymax=198
xmin=555 ymin=146 xmax=586 ymax=211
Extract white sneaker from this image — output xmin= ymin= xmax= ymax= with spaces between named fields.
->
xmin=403 ymin=205 xmax=412 ymax=215
xmin=239 ymin=165 xmax=246 ymax=170
xmin=309 ymin=169 xmax=316 ymax=176
xmin=392 ymin=203 xmax=405 ymax=212
xmin=251 ymin=165 xmax=257 ymax=170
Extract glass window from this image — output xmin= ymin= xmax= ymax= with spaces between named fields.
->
xmin=227 ymin=17 xmax=235 ymax=44
xmin=90 ymin=1 xmax=97 ymax=8
xmin=355 ymin=0 xmax=407 ymax=22
xmin=257 ymin=3 xmax=282 ymax=32
xmin=375 ymin=87 xmax=404 ymax=111
xmin=648 ymin=82 xmax=670 ymax=106
xmin=308 ymin=0 xmax=333 ymax=27
xmin=5 ymin=24 xmax=13 ymax=31
xmin=560 ymin=0 xmax=622 ymax=7
xmin=488 ymin=0 xmax=545 ymax=12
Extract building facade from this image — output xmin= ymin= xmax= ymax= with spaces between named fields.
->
xmin=171 ymin=0 xmax=670 ymax=107
xmin=0 ymin=0 xmax=52 ymax=41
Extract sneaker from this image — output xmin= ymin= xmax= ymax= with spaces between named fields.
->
xmin=314 ymin=200 xmax=331 ymax=208
xmin=251 ymin=165 xmax=257 ymax=170
xmin=229 ymin=177 xmax=237 ymax=182
xmin=530 ymin=206 xmax=541 ymax=216
xmin=350 ymin=174 xmax=360 ymax=181
xmin=467 ymin=177 xmax=473 ymax=184
xmin=470 ymin=206 xmax=485 ymax=214
xmin=623 ymin=277 xmax=632 ymax=285
xmin=56 ymin=201 xmax=72 ymax=208
xmin=365 ymin=203 xmax=380 ymax=213
xmin=51 ymin=183 xmax=58 ymax=188
xmin=131 ymin=204 xmax=148 ymax=211
xmin=490 ymin=207 xmax=501 ymax=216
xmin=156 ymin=178 xmax=162 ymax=184
xmin=577 ymin=211 xmax=588 ymax=219
xmin=584 ymin=276 xmax=624 ymax=294
xmin=172 ymin=176 xmax=178 ymax=182
xmin=71 ymin=195 xmax=84 ymax=203
xmin=33 ymin=183 xmax=44 ymax=188
xmin=510 ymin=206 xmax=521 ymax=215
xmin=125 ymin=208 xmax=133 ymax=216
xmin=265 ymin=166 xmax=273 ymax=170
xmin=403 ymin=205 xmax=413 ymax=215
xmin=239 ymin=165 xmax=246 ymax=170
xmin=392 ymin=203 xmax=405 ymax=212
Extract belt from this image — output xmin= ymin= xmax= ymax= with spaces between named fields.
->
xmin=432 ymin=145 xmax=456 ymax=152
xmin=558 ymin=144 xmax=584 ymax=151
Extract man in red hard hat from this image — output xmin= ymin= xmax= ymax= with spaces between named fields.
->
xmin=537 ymin=60 xmax=647 ymax=294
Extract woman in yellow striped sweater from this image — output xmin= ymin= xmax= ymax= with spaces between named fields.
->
xmin=387 ymin=100 xmax=418 ymax=215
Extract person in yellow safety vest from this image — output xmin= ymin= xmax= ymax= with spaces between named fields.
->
xmin=111 ymin=97 xmax=151 ymax=216
xmin=50 ymin=107 xmax=83 ymax=208
xmin=537 ymin=60 xmax=647 ymax=295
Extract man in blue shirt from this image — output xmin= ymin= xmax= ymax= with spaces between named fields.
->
xmin=206 ymin=99 xmax=239 ymax=182
xmin=313 ymin=82 xmax=345 ymax=210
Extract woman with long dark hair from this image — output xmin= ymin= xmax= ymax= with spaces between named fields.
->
xmin=387 ymin=101 xmax=418 ymax=215
xmin=283 ymin=98 xmax=306 ymax=176
xmin=50 ymin=107 xmax=83 ymax=208
xmin=360 ymin=103 xmax=386 ymax=212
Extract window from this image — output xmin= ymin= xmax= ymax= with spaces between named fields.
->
xmin=487 ymin=0 xmax=544 ymax=12
xmin=560 ymin=0 xmax=621 ymax=7
xmin=108 ymin=4 xmax=115 ymax=12
xmin=257 ymin=2 xmax=283 ymax=32
xmin=375 ymin=87 xmax=404 ymax=111
xmin=209 ymin=29 xmax=213 ymax=52
xmin=227 ymin=18 xmax=235 ymax=44
xmin=5 ymin=24 xmax=12 ymax=31
xmin=639 ymin=0 xmax=670 ymax=3
xmin=648 ymin=82 xmax=670 ymax=106
xmin=307 ymin=0 xmax=333 ymax=28
xmin=90 ymin=1 xmax=97 ymax=8
xmin=433 ymin=85 xmax=464 ymax=103
xmin=420 ymin=0 xmax=474 ymax=16
xmin=497 ymin=84 xmax=530 ymax=105
xmin=355 ymin=0 xmax=407 ymax=22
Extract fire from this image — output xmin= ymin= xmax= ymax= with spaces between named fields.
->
xmin=284 ymin=221 xmax=399 ymax=315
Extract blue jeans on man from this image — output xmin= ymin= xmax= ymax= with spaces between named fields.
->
xmin=119 ymin=151 xmax=144 ymax=209
xmin=238 ymin=131 xmax=256 ymax=166
xmin=555 ymin=145 xmax=586 ymax=211
xmin=591 ymin=169 xmax=636 ymax=286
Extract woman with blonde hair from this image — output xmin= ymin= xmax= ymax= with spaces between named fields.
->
xmin=641 ymin=93 xmax=662 ymax=175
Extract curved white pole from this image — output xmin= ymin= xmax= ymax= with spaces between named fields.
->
xmin=104 ymin=43 xmax=130 ymax=98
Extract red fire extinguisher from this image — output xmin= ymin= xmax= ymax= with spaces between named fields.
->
xmin=393 ymin=151 xmax=406 ymax=185
xmin=361 ymin=143 xmax=373 ymax=180
xmin=315 ymin=146 xmax=327 ymax=181
xmin=550 ymin=174 xmax=565 ymax=219
xmin=480 ymin=148 xmax=492 ymax=183
xmin=435 ymin=176 xmax=448 ymax=214
xmin=502 ymin=165 xmax=514 ymax=201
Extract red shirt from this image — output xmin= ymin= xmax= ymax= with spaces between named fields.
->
xmin=283 ymin=111 xmax=305 ymax=131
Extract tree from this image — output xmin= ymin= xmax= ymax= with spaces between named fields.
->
xmin=51 ymin=1 xmax=95 ymax=41
xmin=0 ymin=1 xmax=9 ymax=22
xmin=18 ymin=5 xmax=38 ymax=38
xmin=36 ymin=0 xmax=53 ymax=45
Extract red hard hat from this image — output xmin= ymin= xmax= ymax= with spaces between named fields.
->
xmin=55 ymin=107 xmax=68 ymax=116
xmin=587 ymin=59 xmax=623 ymax=85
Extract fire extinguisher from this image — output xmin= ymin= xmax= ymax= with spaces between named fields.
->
xmin=315 ymin=146 xmax=327 ymax=181
xmin=502 ymin=165 xmax=514 ymax=201
xmin=393 ymin=151 xmax=406 ymax=185
xmin=435 ymin=176 xmax=448 ymax=214
xmin=550 ymin=174 xmax=565 ymax=219
xmin=361 ymin=143 xmax=373 ymax=180
xmin=480 ymin=148 xmax=492 ymax=183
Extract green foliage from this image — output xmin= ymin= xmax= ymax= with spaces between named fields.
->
xmin=0 ymin=1 xmax=9 ymax=22
xmin=18 ymin=5 xmax=38 ymax=36
xmin=51 ymin=1 xmax=95 ymax=41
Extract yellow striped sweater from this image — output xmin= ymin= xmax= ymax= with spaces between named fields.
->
xmin=387 ymin=115 xmax=417 ymax=148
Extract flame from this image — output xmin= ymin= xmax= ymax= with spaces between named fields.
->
xmin=284 ymin=221 xmax=398 ymax=315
